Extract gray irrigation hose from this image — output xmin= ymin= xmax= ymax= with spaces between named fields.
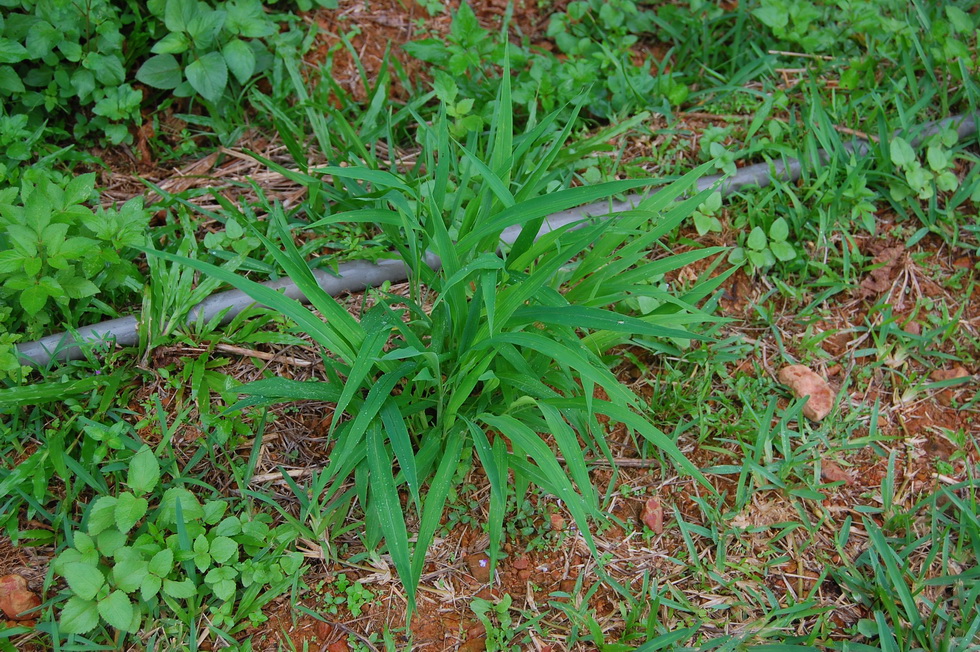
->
xmin=15 ymin=257 xmax=433 ymax=367
xmin=506 ymin=112 xmax=979 ymax=242
xmin=16 ymin=112 xmax=978 ymax=367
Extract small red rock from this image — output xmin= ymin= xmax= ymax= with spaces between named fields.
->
xmin=0 ymin=576 xmax=26 ymax=595
xmin=778 ymin=365 xmax=836 ymax=421
xmin=820 ymin=461 xmax=851 ymax=485
xmin=930 ymin=366 xmax=970 ymax=382
xmin=314 ymin=621 xmax=333 ymax=641
xmin=549 ymin=513 xmax=565 ymax=532
xmin=511 ymin=556 xmax=529 ymax=570
xmin=9 ymin=590 xmax=39 ymax=620
xmin=952 ymin=256 xmax=973 ymax=269
xmin=325 ymin=639 xmax=348 ymax=652
xmin=641 ymin=497 xmax=664 ymax=534
xmin=458 ymin=637 xmax=487 ymax=652
xmin=465 ymin=553 xmax=492 ymax=583
xmin=931 ymin=366 xmax=971 ymax=406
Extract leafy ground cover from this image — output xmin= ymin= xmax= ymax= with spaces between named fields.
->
xmin=1 ymin=0 xmax=978 ymax=650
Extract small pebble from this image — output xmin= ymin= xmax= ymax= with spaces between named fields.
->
xmin=778 ymin=365 xmax=835 ymax=421
xmin=465 ymin=553 xmax=492 ymax=583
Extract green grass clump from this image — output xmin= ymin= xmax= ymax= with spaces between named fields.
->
xmin=144 ymin=69 xmax=726 ymax=609
xmin=2 ymin=0 xmax=979 ymax=648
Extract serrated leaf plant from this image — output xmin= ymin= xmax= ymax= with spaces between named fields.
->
xmin=136 ymin=0 xmax=283 ymax=105
xmin=0 ymin=0 xmax=311 ymax=167
xmin=403 ymin=1 xmax=686 ymax=127
xmin=0 ymin=0 xmax=143 ymax=145
xmin=143 ymin=64 xmax=724 ymax=612
xmin=0 ymin=172 xmax=148 ymax=338
xmin=52 ymin=445 xmax=303 ymax=642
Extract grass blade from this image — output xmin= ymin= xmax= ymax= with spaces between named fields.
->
xmin=457 ymin=179 xmax=656 ymax=251
xmin=410 ymin=426 xmax=465 ymax=587
xmin=380 ymin=401 xmax=420 ymax=512
xmin=554 ymin=397 xmax=712 ymax=491
xmin=511 ymin=305 xmax=710 ymax=341
xmin=325 ymin=361 xmax=416 ymax=482
xmin=468 ymin=419 xmax=509 ymax=572
xmin=366 ymin=420 xmax=414 ymax=611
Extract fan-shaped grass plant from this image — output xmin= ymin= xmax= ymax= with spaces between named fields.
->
xmin=143 ymin=68 xmax=730 ymax=611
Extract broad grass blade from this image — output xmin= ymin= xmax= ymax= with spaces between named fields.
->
xmin=367 ymin=421 xmax=414 ymax=611
xmin=410 ymin=427 xmax=465 ymax=587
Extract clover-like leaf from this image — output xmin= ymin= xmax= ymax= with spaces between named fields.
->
xmin=746 ymin=249 xmax=769 ymax=268
xmin=0 ymin=38 xmax=29 ymax=64
xmin=163 ymin=578 xmax=197 ymax=599
xmin=157 ymin=487 xmax=204 ymax=526
xmin=926 ymin=145 xmax=948 ymax=172
xmin=889 ymin=137 xmax=916 ymax=168
xmin=280 ymin=551 xmax=304 ymax=576
xmin=148 ymin=548 xmax=174 ymax=577
xmin=151 ymin=31 xmax=190 ymax=55
xmin=64 ymin=173 xmax=97 ymax=205
xmin=946 ymin=6 xmax=973 ymax=34
xmin=770 ymin=239 xmax=796 ymax=262
xmin=193 ymin=533 xmax=210 ymax=555
xmin=693 ymin=212 xmax=721 ymax=236
xmin=936 ymin=170 xmax=958 ymax=193
xmin=112 ymin=556 xmax=149 ymax=593
xmin=769 ymin=217 xmax=789 ymax=242
xmin=73 ymin=532 xmax=98 ymax=556
xmin=746 ymin=226 xmax=767 ymax=251
xmin=202 ymin=500 xmax=228 ymax=525
xmin=19 ymin=286 xmax=49 ymax=316
xmin=703 ymin=191 xmax=722 ymax=213
xmin=164 ymin=0 xmax=195 ymax=31
xmin=141 ymin=574 xmax=163 ymax=601
xmin=208 ymin=536 xmax=238 ymax=564
xmin=213 ymin=515 xmax=242 ymax=537
xmin=211 ymin=578 xmax=237 ymax=601
xmin=96 ymin=528 xmax=128 ymax=557
xmin=222 ymin=38 xmax=255 ymax=85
